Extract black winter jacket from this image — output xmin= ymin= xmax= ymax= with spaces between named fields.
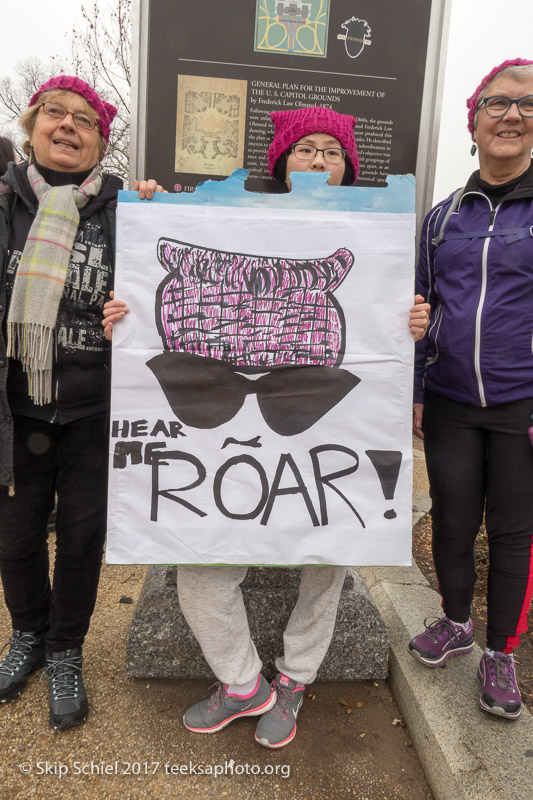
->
xmin=0 ymin=162 xmax=122 ymax=488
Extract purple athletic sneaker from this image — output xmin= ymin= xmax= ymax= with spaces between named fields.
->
xmin=478 ymin=652 xmax=522 ymax=719
xmin=408 ymin=616 xmax=474 ymax=667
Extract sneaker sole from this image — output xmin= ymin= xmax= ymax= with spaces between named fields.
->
xmin=255 ymin=723 xmax=297 ymax=749
xmin=408 ymin=641 xmax=474 ymax=668
xmin=254 ymin=692 xmax=303 ymax=749
xmin=183 ymin=689 xmax=277 ymax=734
xmin=478 ymin=696 xmax=522 ymax=720
xmin=0 ymin=653 xmax=46 ymax=703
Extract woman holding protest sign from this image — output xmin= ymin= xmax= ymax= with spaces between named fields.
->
xmin=409 ymin=59 xmax=533 ymax=720
xmin=0 ymin=74 xmax=160 ymax=731
xmin=104 ymin=106 xmax=429 ymax=748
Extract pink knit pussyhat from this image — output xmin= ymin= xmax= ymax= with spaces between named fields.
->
xmin=268 ymin=106 xmax=359 ymax=182
xmin=28 ymin=75 xmax=118 ymax=143
xmin=466 ymin=58 xmax=533 ymax=137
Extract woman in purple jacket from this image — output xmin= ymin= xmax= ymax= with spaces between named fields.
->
xmin=409 ymin=59 xmax=533 ymax=720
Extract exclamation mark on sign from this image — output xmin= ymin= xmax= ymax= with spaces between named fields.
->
xmin=365 ymin=450 xmax=403 ymax=520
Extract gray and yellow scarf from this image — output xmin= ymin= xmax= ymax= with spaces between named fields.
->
xmin=7 ymin=163 xmax=102 ymax=405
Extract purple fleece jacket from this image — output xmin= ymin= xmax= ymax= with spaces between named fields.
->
xmin=415 ymin=161 xmax=533 ymax=407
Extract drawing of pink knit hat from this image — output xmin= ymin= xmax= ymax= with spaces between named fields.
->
xmin=155 ymin=239 xmax=353 ymax=368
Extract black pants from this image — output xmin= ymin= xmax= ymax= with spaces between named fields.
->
xmin=423 ymin=391 xmax=533 ymax=652
xmin=0 ymin=413 xmax=108 ymax=651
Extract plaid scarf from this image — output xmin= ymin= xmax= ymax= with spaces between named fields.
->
xmin=7 ymin=163 xmax=103 ymax=405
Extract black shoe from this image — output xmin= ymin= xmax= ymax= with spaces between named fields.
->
xmin=0 ymin=631 xmax=46 ymax=703
xmin=45 ymin=647 xmax=89 ymax=730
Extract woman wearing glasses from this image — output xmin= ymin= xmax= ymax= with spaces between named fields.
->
xmin=177 ymin=109 xmax=370 ymax=750
xmin=104 ymin=106 xmax=428 ymax=750
xmin=267 ymin=107 xmax=357 ymax=188
xmin=409 ymin=59 xmax=533 ymax=720
xmin=0 ymin=75 xmax=161 ymax=730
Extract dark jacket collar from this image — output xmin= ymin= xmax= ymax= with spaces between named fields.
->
xmin=463 ymin=159 xmax=533 ymax=200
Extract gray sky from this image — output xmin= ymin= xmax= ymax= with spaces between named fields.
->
xmin=0 ymin=0 xmax=86 ymax=77
xmin=1 ymin=0 xmax=532 ymax=204
xmin=434 ymin=0 xmax=533 ymax=201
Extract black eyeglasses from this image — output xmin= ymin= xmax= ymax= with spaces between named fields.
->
xmin=291 ymin=144 xmax=346 ymax=164
xmin=476 ymin=95 xmax=533 ymax=118
xmin=40 ymin=102 xmax=98 ymax=131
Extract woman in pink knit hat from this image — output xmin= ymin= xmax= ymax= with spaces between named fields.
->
xmin=268 ymin=105 xmax=360 ymax=187
xmin=104 ymin=105 xmax=429 ymax=749
xmin=0 ymin=75 xmax=161 ymax=731
xmin=409 ymin=59 xmax=533 ymax=720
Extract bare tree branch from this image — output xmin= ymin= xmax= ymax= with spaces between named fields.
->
xmin=0 ymin=1 xmax=132 ymax=184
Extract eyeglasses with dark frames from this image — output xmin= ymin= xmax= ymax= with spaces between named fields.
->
xmin=475 ymin=95 xmax=533 ymax=119
xmin=39 ymin=102 xmax=98 ymax=131
xmin=291 ymin=144 xmax=346 ymax=164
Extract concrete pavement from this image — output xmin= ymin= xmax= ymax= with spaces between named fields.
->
xmin=360 ymin=559 xmax=533 ymax=800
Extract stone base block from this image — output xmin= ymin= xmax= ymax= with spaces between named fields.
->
xmin=126 ymin=566 xmax=389 ymax=680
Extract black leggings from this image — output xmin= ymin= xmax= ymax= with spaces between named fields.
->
xmin=0 ymin=413 xmax=108 ymax=651
xmin=423 ymin=391 xmax=533 ymax=652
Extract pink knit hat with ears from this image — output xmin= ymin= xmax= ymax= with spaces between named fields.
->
xmin=268 ymin=107 xmax=359 ymax=183
xmin=28 ymin=75 xmax=118 ymax=143
xmin=466 ymin=58 xmax=533 ymax=137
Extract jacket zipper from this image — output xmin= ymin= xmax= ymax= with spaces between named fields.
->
xmin=425 ymin=303 xmax=443 ymax=366
xmin=474 ymin=205 xmax=498 ymax=407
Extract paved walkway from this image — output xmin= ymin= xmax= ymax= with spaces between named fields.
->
xmin=378 ymin=442 xmax=533 ymax=800
xmin=362 ymin=559 xmax=533 ymax=800
xmin=0 ymin=441 xmax=531 ymax=799
xmin=0 ymin=562 xmax=433 ymax=800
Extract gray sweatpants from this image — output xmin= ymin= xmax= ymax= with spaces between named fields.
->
xmin=177 ymin=565 xmax=347 ymax=685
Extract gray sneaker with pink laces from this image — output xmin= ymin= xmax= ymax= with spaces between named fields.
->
xmin=183 ymin=675 xmax=276 ymax=734
xmin=255 ymin=673 xmax=305 ymax=749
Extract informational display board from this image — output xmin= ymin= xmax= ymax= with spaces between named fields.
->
xmin=106 ymin=171 xmax=416 ymax=566
xmin=131 ymin=0 xmax=449 ymax=208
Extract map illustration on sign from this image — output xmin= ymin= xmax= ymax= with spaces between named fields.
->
xmin=175 ymin=75 xmax=247 ymax=175
xmin=254 ymin=0 xmax=330 ymax=57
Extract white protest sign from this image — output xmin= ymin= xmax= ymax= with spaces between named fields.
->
xmin=106 ymin=171 xmax=415 ymax=566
